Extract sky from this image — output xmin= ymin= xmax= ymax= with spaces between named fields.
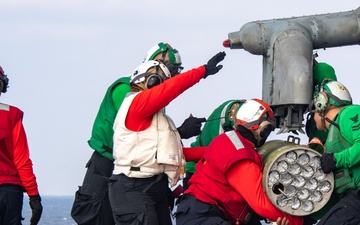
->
xmin=0 ymin=1 xmax=359 ymax=196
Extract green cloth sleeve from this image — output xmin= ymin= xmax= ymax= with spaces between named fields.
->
xmin=335 ymin=106 xmax=360 ymax=168
xmin=112 ymin=83 xmax=132 ymax=111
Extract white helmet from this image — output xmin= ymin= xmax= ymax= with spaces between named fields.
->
xmin=236 ymin=99 xmax=275 ymax=146
xmin=313 ymin=80 xmax=352 ymax=113
xmin=143 ymin=42 xmax=183 ymax=76
xmin=130 ymin=60 xmax=171 ymax=89
xmin=236 ymin=98 xmax=275 ymax=130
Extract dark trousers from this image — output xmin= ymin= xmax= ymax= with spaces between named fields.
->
xmin=176 ymin=194 xmax=262 ymax=225
xmin=317 ymin=189 xmax=360 ymax=225
xmin=71 ymin=151 xmax=115 ymax=225
xmin=180 ymin=174 xmax=262 ymax=225
xmin=0 ymin=184 xmax=24 ymax=225
xmin=175 ymin=194 xmax=231 ymax=225
xmin=108 ymin=173 xmax=172 ymax=225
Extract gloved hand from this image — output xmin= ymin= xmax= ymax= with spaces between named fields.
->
xmin=203 ymin=51 xmax=226 ymax=78
xmin=177 ymin=116 xmax=206 ymax=139
xmin=320 ymin=153 xmax=337 ymax=174
xmin=29 ymin=195 xmax=43 ymax=225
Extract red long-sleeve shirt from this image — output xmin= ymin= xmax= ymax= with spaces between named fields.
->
xmin=0 ymin=104 xmax=39 ymax=196
xmin=125 ymin=66 xmax=207 ymax=161
xmin=12 ymin=119 xmax=39 ymax=196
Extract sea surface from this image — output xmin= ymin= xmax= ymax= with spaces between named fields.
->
xmin=22 ymin=195 xmax=76 ymax=225
xmin=20 ymin=195 xmax=275 ymax=225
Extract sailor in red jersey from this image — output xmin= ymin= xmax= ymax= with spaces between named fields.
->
xmin=109 ymin=52 xmax=226 ymax=225
xmin=0 ymin=66 xmax=42 ymax=225
xmin=176 ymin=99 xmax=311 ymax=225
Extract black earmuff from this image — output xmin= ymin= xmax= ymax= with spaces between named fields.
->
xmin=258 ymin=121 xmax=273 ymax=139
xmin=146 ymin=74 xmax=163 ymax=89
xmin=0 ymin=74 xmax=9 ymax=93
xmin=250 ymin=120 xmax=273 ymax=148
xmin=145 ymin=61 xmax=172 ymax=89
xmin=0 ymin=80 xmax=4 ymax=93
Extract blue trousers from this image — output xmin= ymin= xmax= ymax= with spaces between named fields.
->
xmin=0 ymin=184 xmax=24 ymax=225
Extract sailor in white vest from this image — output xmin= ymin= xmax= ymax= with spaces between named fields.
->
xmin=109 ymin=52 xmax=226 ymax=225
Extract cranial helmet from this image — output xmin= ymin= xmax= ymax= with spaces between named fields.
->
xmin=143 ymin=42 xmax=183 ymax=76
xmin=313 ymin=80 xmax=352 ymax=113
xmin=236 ymin=98 xmax=275 ymax=143
xmin=130 ymin=60 xmax=171 ymax=90
xmin=0 ymin=66 xmax=9 ymax=93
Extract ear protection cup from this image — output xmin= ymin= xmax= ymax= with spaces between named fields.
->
xmin=313 ymin=92 xmax=329 ymax=113
xmin=164 ymin=61 xmax=182 ymax=76
xmin=0 ymin=79 xmax=4 ymax=93
xmin=253 ymin=121 xmax=273 ymax=140
xmin=163 ymin=49 xmax=183 ymax=76
xmin=145 ymin=74 xmax=163 ymax=89
xmin=251 ymin=120 xmax=273 ymax=147
xmin=258 ymin=121 xmax=273 ymax=139
xmin=0 ymin=73 xmax=9 ymax=93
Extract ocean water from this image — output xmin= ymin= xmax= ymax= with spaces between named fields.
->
xmin=22 ymin=195 xmax=76 ymax=225
xmin=19 ymin=195 xmax=277 ymax=225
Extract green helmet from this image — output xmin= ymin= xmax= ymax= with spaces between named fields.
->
xmin=313 ymin=80 xmax=352 ymax=113
xmin=143 ymin=42 xmax=183 ymax=76
xmin=313 ymin=62 xmax=337 ymax=88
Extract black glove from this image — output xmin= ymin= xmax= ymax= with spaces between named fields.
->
xmin=203 ymin=51 xmax=226 ymax=78
xmin=320 ymin=153 xmax=337 ymax=174
xmin=29 ymin=195 xmax=43 ymax=225
xmin=177 ymin=116 xmax=206 ymax=139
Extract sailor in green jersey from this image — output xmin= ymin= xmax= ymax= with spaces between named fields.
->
xmin=71 ymin=42 xmax=205 ymax=225
xmin=306 ymin=61 xmax=337 ymax=152
xmin=88 ymin=76 xmax=131 ymax=161
xmin=183 ymin=99 xmax=245 ymax=189
xmin=311 ymin=80 xmax=360 ymax=225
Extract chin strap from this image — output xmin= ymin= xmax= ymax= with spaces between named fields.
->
xmin=325 ymin=116 xmax=340 ymax=131
xmin=320 ymin=113 xmax=340 ymax=132
xmin=320 ymin=115 xmax=327 ymax=131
